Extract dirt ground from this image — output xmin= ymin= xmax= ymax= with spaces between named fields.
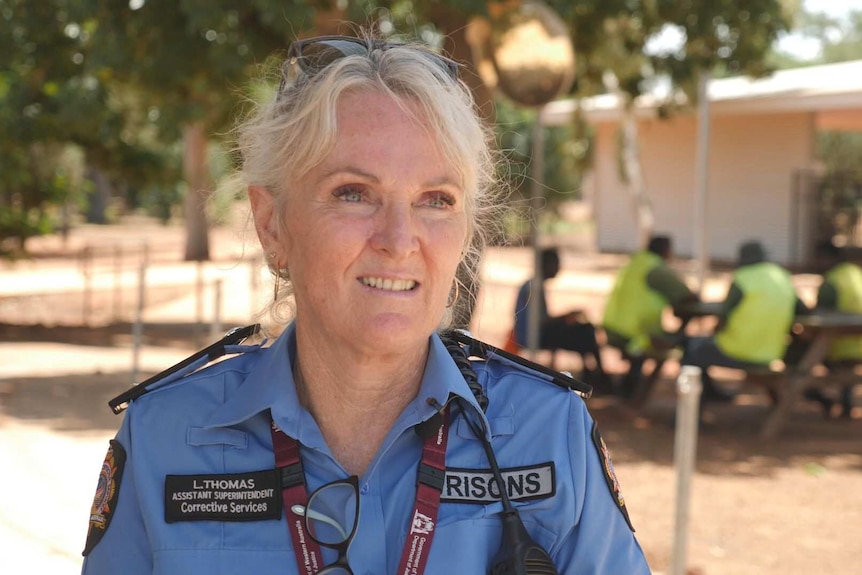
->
xmin=1 ymin=215 xmax=861 ymax=574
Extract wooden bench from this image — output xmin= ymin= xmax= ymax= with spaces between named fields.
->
xmin=741 ymin=363 xmax=786 ymax=405
xmin=612 ymin=346 xmax=680 ymax=406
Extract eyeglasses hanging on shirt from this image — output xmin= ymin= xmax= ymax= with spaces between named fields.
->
xmin=292 ymin=476 xmax=360 ymax=575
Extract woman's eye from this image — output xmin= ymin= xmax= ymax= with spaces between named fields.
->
xmin=333 ymin=186 xmax=364 ymax=202
xmin=426 ymin=192 xmax=456 ymax=209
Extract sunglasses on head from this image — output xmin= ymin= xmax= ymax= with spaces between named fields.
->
xmin=278 ymin=35 xmax=459 ymax=93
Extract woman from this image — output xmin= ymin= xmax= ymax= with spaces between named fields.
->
xmin=82 ymin=35 xmax=650 ymax=574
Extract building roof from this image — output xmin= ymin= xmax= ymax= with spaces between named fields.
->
xmin=542 ymin=59 xmax=862 ymax=127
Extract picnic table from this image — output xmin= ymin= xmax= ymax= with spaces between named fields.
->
xmin=761 ymin=311 xmax=862 ymax=439
xmin=673 ymin=302 xmax=862 ymax=439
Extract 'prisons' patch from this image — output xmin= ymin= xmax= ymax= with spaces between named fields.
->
xmin=440 ymin=463 xmax=555 ymax=504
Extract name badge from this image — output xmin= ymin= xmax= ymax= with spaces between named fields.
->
xmin=165 ymin=470 xmax=281 ymax=523
xmin=441 ymin=462 xmax=555 ymax=504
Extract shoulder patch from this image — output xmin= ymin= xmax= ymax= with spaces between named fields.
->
xmin=83 ymin=439 xmax=127 ymax=556
xmin=591 ymin=424 xmax=634 ymax=532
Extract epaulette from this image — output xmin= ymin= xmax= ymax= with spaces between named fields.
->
xmin=108 ymin=324 xmax=261 ymax=414
xmin=441 ymin=329 xmax=592 ymax=399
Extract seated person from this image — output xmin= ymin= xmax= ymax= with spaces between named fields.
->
xmin=602 ymin=235 xmax=698 ymax=396
xmin=681 ymin=241 xmax=808 ymax=402
xmin=805 ymin=242 xmax=861 ymax=417
xmin=513 ymin=247 xmax=607 ymax=387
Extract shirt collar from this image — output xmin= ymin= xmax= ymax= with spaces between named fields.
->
xmin=204 ymin=325 xmax=487 ymax=439
xmin=204 ymin=324 xmax=304 ymax=433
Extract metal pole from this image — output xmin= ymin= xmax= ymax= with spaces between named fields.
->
xmin=82 ymin=245 xmax=92 ymax=326
xmin=693 ymin=71 xmax=711 ymax=294
xmin=113 ymin=244 xmax=122 ymax=322
xmin=195 ymin=260 xmax=205 ymax=344
xmin=671 ymin=365 xmax=703 ymax=575
xmin=131 ymin=263 xmax=146 ymax=384
xmin=527 ymin=105 xmax=547 ymax=355
xmin=210 ymin=279 xmax=223 ymax=340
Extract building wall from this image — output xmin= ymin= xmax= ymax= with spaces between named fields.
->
xmin=590 ymin=112 xmax=816 ymax=264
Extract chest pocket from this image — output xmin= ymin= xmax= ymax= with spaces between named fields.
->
xmin=187 ymin=427 xmax=248 ymax=448
xmin=455 ymin=408 xmax=514 ymax=441
xmin=428 ymin=516 xmax=558 ymax=573
xmin=154 ymin=548 xmax=296 ymax=575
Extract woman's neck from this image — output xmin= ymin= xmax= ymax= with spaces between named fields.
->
xmin=292 ymin=334 xmax=429 ymax=476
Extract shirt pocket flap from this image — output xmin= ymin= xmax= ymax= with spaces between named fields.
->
xmin=187 ymin=427 xmax=248 ymax=448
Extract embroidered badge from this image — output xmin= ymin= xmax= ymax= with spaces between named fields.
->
xmin=83 ymin=439 xmax=127 ymax=556
xmin=164 ymin=470 xmax=281 ymax=523
xmin=440 ymin=463 xmax=556 ymax=504
xmin=591 ymin=424 xmax=634 ymax=531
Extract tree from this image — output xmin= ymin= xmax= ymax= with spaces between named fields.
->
xmin=382 ymin=1 xmax=792 ymax=240
xmin=559 ymin=0 xmax=792 ymax=240
xmin=0 ymin=0 xmax=181 ymax=255
xmin=790 ymin=8 xmax=862 ymax=176
xmin=73 ymin=0 xmax=328 ymax=260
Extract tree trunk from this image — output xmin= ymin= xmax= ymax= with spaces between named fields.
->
xmin=620 ymin=104 xmax=654 ymax=248
xmin=86 ymin=167 xmax=112 ymax=225
xmin=182 ymin=121 xmax=211 ymax=261
xmin=605 ymin=73 xmax=653 ymax=247
xmin=425 ymin=5 xmax=496 ymax=124
xmin=314 ymin=8 xmax=349 ymax=36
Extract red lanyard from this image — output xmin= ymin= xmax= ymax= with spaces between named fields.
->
xmin=270 ymin=406 xmax=450 ymax=575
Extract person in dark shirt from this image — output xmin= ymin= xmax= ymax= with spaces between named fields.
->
xmin=514 ymin=247 xmax=607 ymax=387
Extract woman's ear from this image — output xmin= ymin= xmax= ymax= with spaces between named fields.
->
xmin=248 ymin=185 xmax=282 ymax=260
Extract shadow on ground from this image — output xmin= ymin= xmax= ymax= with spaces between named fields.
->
xmin=0 ymin=320 xmax=222 ymax=349
xmin=2 ymin=317 xmax=860 ymax=477
xmin=2 ymin=366 xmax=860 ymax=477
xmin=0 ymin=371 xmax=157 ymax=432
xmin=589 ymin=386 xmax=862 ymax=478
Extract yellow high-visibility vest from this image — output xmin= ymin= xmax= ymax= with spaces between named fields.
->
xmin=602 ymin=251 xmax=666 ymax=353
xmin=715 ymin=262 xmax=796 ymax=364
xmin=824 ymin=262 xmax=862 ymax=360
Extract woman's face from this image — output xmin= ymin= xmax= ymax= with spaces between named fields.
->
xmin=268 ymin=89 xmax=468 ymax=355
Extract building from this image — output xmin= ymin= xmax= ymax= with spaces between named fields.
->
xmin=543 ymin=59 xmax=862 ymax=266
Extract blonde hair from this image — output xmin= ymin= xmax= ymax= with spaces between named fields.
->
xmin=237 ymin=36 xmax=503 ymax=327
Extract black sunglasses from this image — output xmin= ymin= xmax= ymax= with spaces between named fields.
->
xmin=279 ymin=35 xmax=459 ymax=93
xmin=292 ymin=475 xmax=360 ymax=575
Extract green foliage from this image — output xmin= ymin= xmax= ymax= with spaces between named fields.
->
xmin=495 ymin=98 xmax=591 ymax=243
xmin=0 ymin=0 xmax=181 ymax=253
xmin=543 ymin=0 xmax=792 ymax=101
xmin=771 ymin=7 xmax=862 ymax=178
xmin=818 ymin=132 xmax=862 ymax=176
xmin=0 ymin=0 xmax=800 ymax=256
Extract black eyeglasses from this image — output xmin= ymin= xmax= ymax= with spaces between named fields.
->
xmin=292 ymin=475 xmax=360 ymax=575
xmin=279 ymin=35 xmax=459 ymax=93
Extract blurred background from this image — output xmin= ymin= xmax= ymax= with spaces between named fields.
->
xmin=1 ymin=1 xmax=861 ymax=574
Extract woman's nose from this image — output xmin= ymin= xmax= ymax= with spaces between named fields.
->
xmin=370 ymin=204 xmax=419 ymax=258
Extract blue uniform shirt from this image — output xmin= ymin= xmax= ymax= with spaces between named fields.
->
xmin=82 ymin=325 xmax=650 ymax=574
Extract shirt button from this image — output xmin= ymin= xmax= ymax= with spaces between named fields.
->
xmin=360 ymin=483 xmax=369 ymax=494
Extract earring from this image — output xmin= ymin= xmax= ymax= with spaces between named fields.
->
xmin=446 ymin=281 xmax=461 ymax=308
